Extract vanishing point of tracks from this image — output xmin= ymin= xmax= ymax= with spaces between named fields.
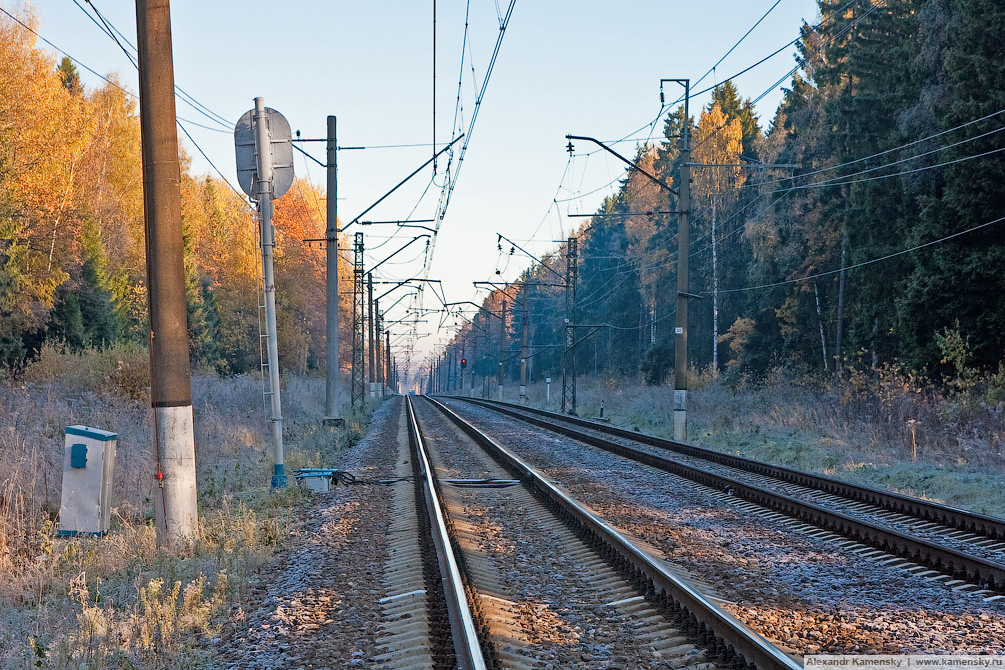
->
xmin=378 ymin=395 xmax=798 ymax=670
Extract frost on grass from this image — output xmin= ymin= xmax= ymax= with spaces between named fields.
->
xmin=0 ymin=345 xmax=373 ymax=668
xmin=516 ymin=368 xmax=1005 ymax=518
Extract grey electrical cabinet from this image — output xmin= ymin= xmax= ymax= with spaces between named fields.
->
xmin=58 ymin=425 xmax=117 ymax=536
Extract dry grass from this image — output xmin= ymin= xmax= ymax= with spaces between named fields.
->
xmin=515 ymin=366 xmax=1005 ymax=518
xmin=0 ymin=345 xmax=376 ymax=668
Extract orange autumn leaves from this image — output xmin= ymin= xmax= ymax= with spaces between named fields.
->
xmin=0 ymin=4 xmax=347 ymax=372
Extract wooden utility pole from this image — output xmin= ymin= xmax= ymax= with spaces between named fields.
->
xmin=135 ymin=0 xmax=198 ymax=550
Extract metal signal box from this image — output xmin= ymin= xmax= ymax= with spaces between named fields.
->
xmin=58 ymin=425 xmax=117 ymax=536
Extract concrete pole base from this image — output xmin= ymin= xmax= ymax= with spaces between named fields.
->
xmin=154 ymin=405 xmax=198 ymax=552
xmin=673 ymin=409 xmax=687 ymax=442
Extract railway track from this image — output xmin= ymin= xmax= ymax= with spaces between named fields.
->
xmin=376 ymin=396 xmax=485 ymax=669
xmin=448 ymin=396 xmax=1005 ymax=597
xmin=390 ymin=395 xmax=800 ymax=670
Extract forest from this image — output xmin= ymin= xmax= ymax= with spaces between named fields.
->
xmin=0 ymin=8 xmax=349 ymax=377
xmin=445 ymin=0 xmax=1005 ymax=389
xmin=1 ymin=0 xmax=1003 ymax=391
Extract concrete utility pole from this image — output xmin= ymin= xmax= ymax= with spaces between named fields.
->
xmin=498 ymin=299 xmax=506 ymax=401
xmin=469 ymin=334 xmax=477 ymax=397
xmin=447 ymin=348 xmax=454 ymax=393
xmin=324 ymin=115 xmax=341 ymax=425
xmin=440 ymin=350 xmax=447 ymax=393
xmin=385 ymin=330 xmax=392 ymax=395
xmin=460 ymin=338 xmax=466 ymax=395
xmin=367 ymin=273 xmax=376 ymax=398
xmin=520 ymin=286 xmax=529 ymax=405
xmin=252 ymin=97 xmax=287 ymax=489
xmin=673 ymin=80 xmax=691 ymax=442
xmin=135 ymin=0 xmax=198 ymax=550
xmin=375 ymin=307 xmax=383 ymax=396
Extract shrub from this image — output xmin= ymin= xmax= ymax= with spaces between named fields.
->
xmin=21 ymin=341 xmax=150 ymax=401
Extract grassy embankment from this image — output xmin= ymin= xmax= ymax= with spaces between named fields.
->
xmin=507 ymin=367 xmax=1005 ymax=518
xmin=0 ymin=343 xmax=377 ymax=669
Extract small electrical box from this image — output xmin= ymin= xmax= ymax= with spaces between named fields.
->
xmin=294 ymin=468 xmax=340 ymax=493
xmin=59 ymin=426 xmax=117 ymax=536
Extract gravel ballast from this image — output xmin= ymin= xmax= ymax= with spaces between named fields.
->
xmin=214 ymin=398 xmax=402 ymax=669
xmin=442 ymin=398 xmax=1005 ymax=656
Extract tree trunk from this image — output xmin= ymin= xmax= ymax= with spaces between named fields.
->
xmin=814 ymin=282 xmax=828 ymax=371
xmin=712 ymin=198 xmax=718 ymax=374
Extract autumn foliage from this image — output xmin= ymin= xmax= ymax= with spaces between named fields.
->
xmin=0 ymin=7 xmax=348 ymax=375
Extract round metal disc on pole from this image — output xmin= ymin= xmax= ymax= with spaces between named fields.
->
xmin=235 ymin=107 xmax=295 ymax=200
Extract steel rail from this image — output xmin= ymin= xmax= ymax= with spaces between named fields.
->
xmin=422 ymin=395 xmax=802 ymax=670
xmin=405 ymin=396 xmax=488 ymax=670
xmin=455 ymin=397 xmax=1005 ymax=539
xmin=449 ymin=397 xmax=1005 ymax=592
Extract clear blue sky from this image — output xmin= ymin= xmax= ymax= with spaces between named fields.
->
xmin=29 ymin=0 xmax=818 ymax=377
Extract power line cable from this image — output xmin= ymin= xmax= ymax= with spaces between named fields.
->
xmin=716 ymin=215 xmax=1005 ymax=295
xmin=789 ymin=145 xmax=1005 ymax=190
xmin=75 ymin=0 xmax=233 ymax=131
xmin=692 ymin=131 xmax=1005 ymax=266
xmin=72 ymin=3 xmax=247 ymax=203
xmin=419 ymin=0 xmax=517 ymax=287
xmin=562 ymin=3 xmax=861 ymax=216
xmin=690 ymin=0 xmax=787 ymax=95
xmin=175 ymin=121 xmax=250 ymax=205
xmin=692 ymin=0 xmax=883 ymax=154
xmin=0 ymin=6 xmax=229 ymax=134
xmin=748 ymin=107 xmax=1005 ymax=188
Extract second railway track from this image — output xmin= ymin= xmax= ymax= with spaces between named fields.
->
xmin=403 ymin=395 xmax=800 ymax=670
xmin=431 ymin=395 xmax=1005 ymax=656
xmin=450 ymin=396 xmax=1005 ymax=594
